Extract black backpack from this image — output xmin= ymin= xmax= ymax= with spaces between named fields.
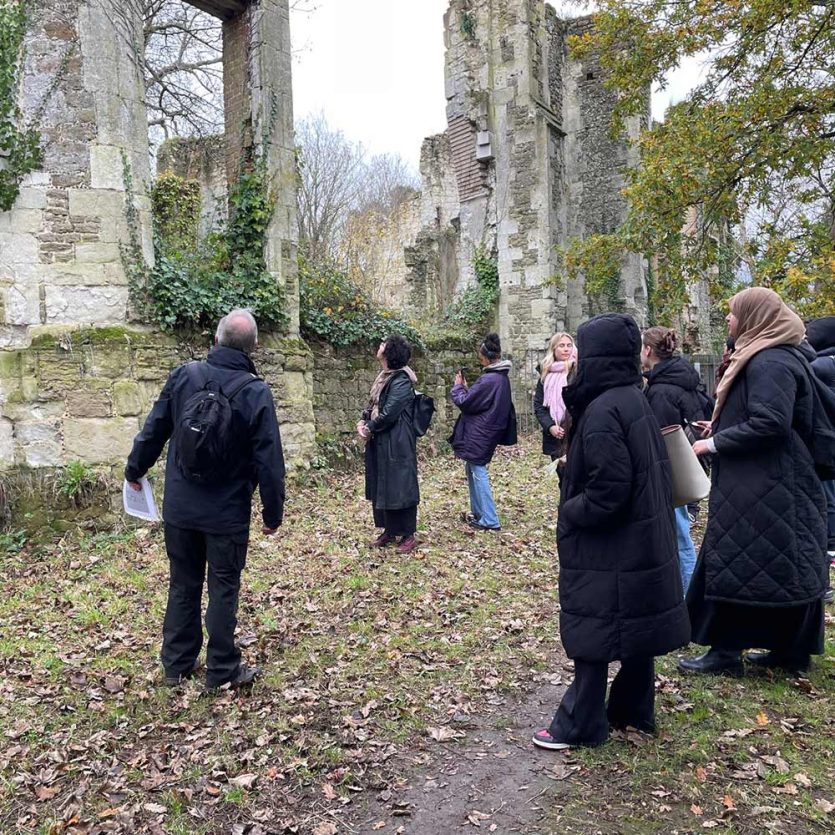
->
xmin=412 ymin=392 xmax=436 ymax=437
xmin=174 ymin=363 xmax=259 ymax=483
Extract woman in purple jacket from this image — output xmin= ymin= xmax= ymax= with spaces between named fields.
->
xmin=449 ymin=333 xmax=514 ymax=531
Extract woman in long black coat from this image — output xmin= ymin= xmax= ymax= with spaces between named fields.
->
xmin=358 ymin=334 xmax=419 ymax=554
xmin=683 ymin=288 xmax=828 ymax=675
xmin=532 ymin=314 xmax=690 ymax=751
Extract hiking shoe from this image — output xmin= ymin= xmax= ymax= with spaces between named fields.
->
xmin=370 ymin=532 xmax=397 ymax=548
xmin=163 ymin=663 xmax=201 ymax=687
xmin=397 ymin=535 xmax=417 ymax=554
xmin=746 ymin=650 xmax=810 ymax=675
xmin=532 ymin=729 xmax=571 ymax=751
xmin=460 ymin=511 xmax=477 ymax=524
xmin=206 ymin=664 xmax=262 ymax=691
xmin=467 ymin=519 xmax=501 ymax=532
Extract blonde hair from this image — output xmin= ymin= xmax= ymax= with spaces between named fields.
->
xmin=541 ymin=332 xmax=575 ymax=380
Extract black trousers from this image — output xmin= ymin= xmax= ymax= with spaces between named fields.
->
xmin=162 ymin=524 xmax=248 ymax=687
xmin=373 ymin=505 xmax=417 ymax=537
xmin=548 ymin=656 xmax=656 ymax=746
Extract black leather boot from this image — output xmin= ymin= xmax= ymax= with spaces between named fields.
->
xmin=746 ymin=650 xmax=810 ymax=675
xmin=678 ymin=648 xmax=744 ymax=676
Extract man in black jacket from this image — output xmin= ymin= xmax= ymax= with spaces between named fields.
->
xmin=125 ymin=309 xmax=285 ymax=689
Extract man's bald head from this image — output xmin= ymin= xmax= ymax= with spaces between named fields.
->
xmin=216 ymin=309 xmax=258 ymax=354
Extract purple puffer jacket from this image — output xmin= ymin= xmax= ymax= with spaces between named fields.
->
xmin=449 ymin=361 xmax=513 ymax=465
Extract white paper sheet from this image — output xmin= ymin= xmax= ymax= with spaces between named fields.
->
xmin=123 ymin=477 xmax=160 ymax=522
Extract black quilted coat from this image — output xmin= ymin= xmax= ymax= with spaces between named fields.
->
xmin=701 ymin=347 xmax=827 ymax=605
xmin=557 ymin=314 xmax=690 ymax=662
xmin=644 ymin=357 xmax=712 ymax=429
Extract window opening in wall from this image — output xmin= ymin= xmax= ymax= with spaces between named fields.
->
xmin=143 ymin=0 xmax=228 ymax=238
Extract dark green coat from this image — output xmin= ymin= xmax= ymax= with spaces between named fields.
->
xmin=364 ymin=371 xmax=419 ymax=510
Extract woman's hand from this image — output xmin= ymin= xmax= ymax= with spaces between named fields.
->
xmin=692 ymin=419 xmax=713 ymax=438
xmin=692 ymin=439 xmax=711 ymax=456
xmin=454 ymin=371 xmax=466 ymax=388
xmin=549 ymin=425 xmax=565 ymax=439
xmin=356 ymin=421 xmax=370 ymax=441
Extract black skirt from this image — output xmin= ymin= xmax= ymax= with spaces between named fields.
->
xmin=372 ymin=505 xmax=417 ymax=537
xmin=686 ymin=557 xmax=825 ymax=656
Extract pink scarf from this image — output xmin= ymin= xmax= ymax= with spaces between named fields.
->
xmin=543 ymin=361 xmax=571 ymax=424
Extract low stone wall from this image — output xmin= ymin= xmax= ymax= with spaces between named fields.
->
xmin=310 ymin=339 xmax=476 ymax=443
xmin=0 ymin=328 xmax=482 ymax=530
xmin=0 ymin=324 xmax=316 ymax=477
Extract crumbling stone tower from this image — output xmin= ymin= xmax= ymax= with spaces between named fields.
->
xmin=401 ymin=0 xmax=650 ymax=362
xmin=0 ymin=0 xmax=312 ymax=474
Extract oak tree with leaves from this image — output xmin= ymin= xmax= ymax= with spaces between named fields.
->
xmin=566 ymin=0 xmax=835 ymax=325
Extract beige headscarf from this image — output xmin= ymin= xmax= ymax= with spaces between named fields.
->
xmin=712 ymin=287 xmax=805 ymax=420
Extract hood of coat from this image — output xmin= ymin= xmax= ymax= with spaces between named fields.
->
xmin=563 ymin=313 xmax=641 ymax=419
xmin=645 ymin=356 xmax=701 ymax=391
xmin=806 ymin=315 xmax=835 ymax=352
xmin=483 ymin=359 xmax=512 ymax=375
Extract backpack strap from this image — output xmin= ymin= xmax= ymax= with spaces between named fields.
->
xmin=184 ymin=361 xmax=258 ymax=401
xmin=225 ymin=372 xmax=260 ymax=401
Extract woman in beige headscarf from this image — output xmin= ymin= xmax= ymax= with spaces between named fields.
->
xmin=680 ymin=287 xmax=828 ymax=676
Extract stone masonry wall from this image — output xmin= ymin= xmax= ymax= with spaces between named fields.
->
xmin=362 ymin=1 xmax=651 ymax=363
xmin=0 ymin=0 xmax=154 ymax=350
xmin=311 ymin=340 xmax=475 ymax=443
xmin=157 ymin=136 xmax=228 ymax=238
xmin=0 ymin=327 xmax=316 ymax=476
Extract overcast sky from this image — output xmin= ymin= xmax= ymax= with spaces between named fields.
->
xmin=290 ymin=1 xmax=701 ymax=170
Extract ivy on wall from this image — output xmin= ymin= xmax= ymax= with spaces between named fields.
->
xmin=122 ymin=154 xmax=287 ymax=332
xmin=0 ymin=0 xmax=42 ymax=211
xmin=150 ymin=172 xmax=201 ymax=253
xmin=299 ymin=253 xmax=422 ymax=348
xmin=432 ymin=246 xmax=499 ymax=338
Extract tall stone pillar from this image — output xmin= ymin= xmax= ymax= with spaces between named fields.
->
xmin=223 ymin=0 xmax=299 ymax=336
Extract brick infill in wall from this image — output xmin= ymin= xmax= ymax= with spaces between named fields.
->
xmin=37 ymin=190 xmax=101 ymax=264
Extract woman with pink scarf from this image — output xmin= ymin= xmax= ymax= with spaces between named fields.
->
xmin=533 ymin=332 xmax=577 ymax=460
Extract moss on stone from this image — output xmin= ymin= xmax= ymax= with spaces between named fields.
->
xmin=29 ymin=325 xmax=172 ymax=351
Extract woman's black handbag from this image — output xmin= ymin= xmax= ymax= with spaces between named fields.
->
xmin=500 ymin=402 xmax=518 ymax=446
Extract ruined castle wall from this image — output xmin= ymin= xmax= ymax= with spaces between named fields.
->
xmin=0 ymin=0 xmax=154 ymax=351
xmin=157 ymin=136 xmax=228 ymax=238
xmin=563 ymin=16 xmax=649 ymax=329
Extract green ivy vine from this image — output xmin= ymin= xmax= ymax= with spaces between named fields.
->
xmin=151 ymin=172 xmax=201 ymax=253
xmin=0 ymin=0 xmax=42 ymax=211
xmin=122 ymin=151 xmax=287 ymax=332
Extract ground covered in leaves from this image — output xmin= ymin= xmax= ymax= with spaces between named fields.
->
xmin=0 ymin=438 xmax=833 ymax=834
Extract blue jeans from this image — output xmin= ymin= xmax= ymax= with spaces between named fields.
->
xmin=675 ymin=505 xmax=697 ymax=592
xmin=465 ymin=463 xmax=500 ymax=529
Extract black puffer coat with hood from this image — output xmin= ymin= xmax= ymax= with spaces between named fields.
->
xmin=644 ymin=356 xmax=712 ymax=429
xmin=557 ymin=314 xmax=691 ymax=662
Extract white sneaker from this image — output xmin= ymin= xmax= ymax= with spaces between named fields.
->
xmin=532 ymin=729 xmax=571 ymax=750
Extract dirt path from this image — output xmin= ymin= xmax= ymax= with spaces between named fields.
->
xmin=346 ymin=678 xmax=573 ymax=835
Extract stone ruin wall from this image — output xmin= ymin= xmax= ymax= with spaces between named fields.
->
xmin=367 ymin=0 xmax=652 ymax=363
xmin=0 ymin=0 xmax=316 ymax=486
xmin=157 ymin=136 xmax=228 ymax=238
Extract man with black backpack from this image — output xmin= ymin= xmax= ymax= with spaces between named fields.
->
xmin=125 ymin=309 xmax=285 ymax=690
